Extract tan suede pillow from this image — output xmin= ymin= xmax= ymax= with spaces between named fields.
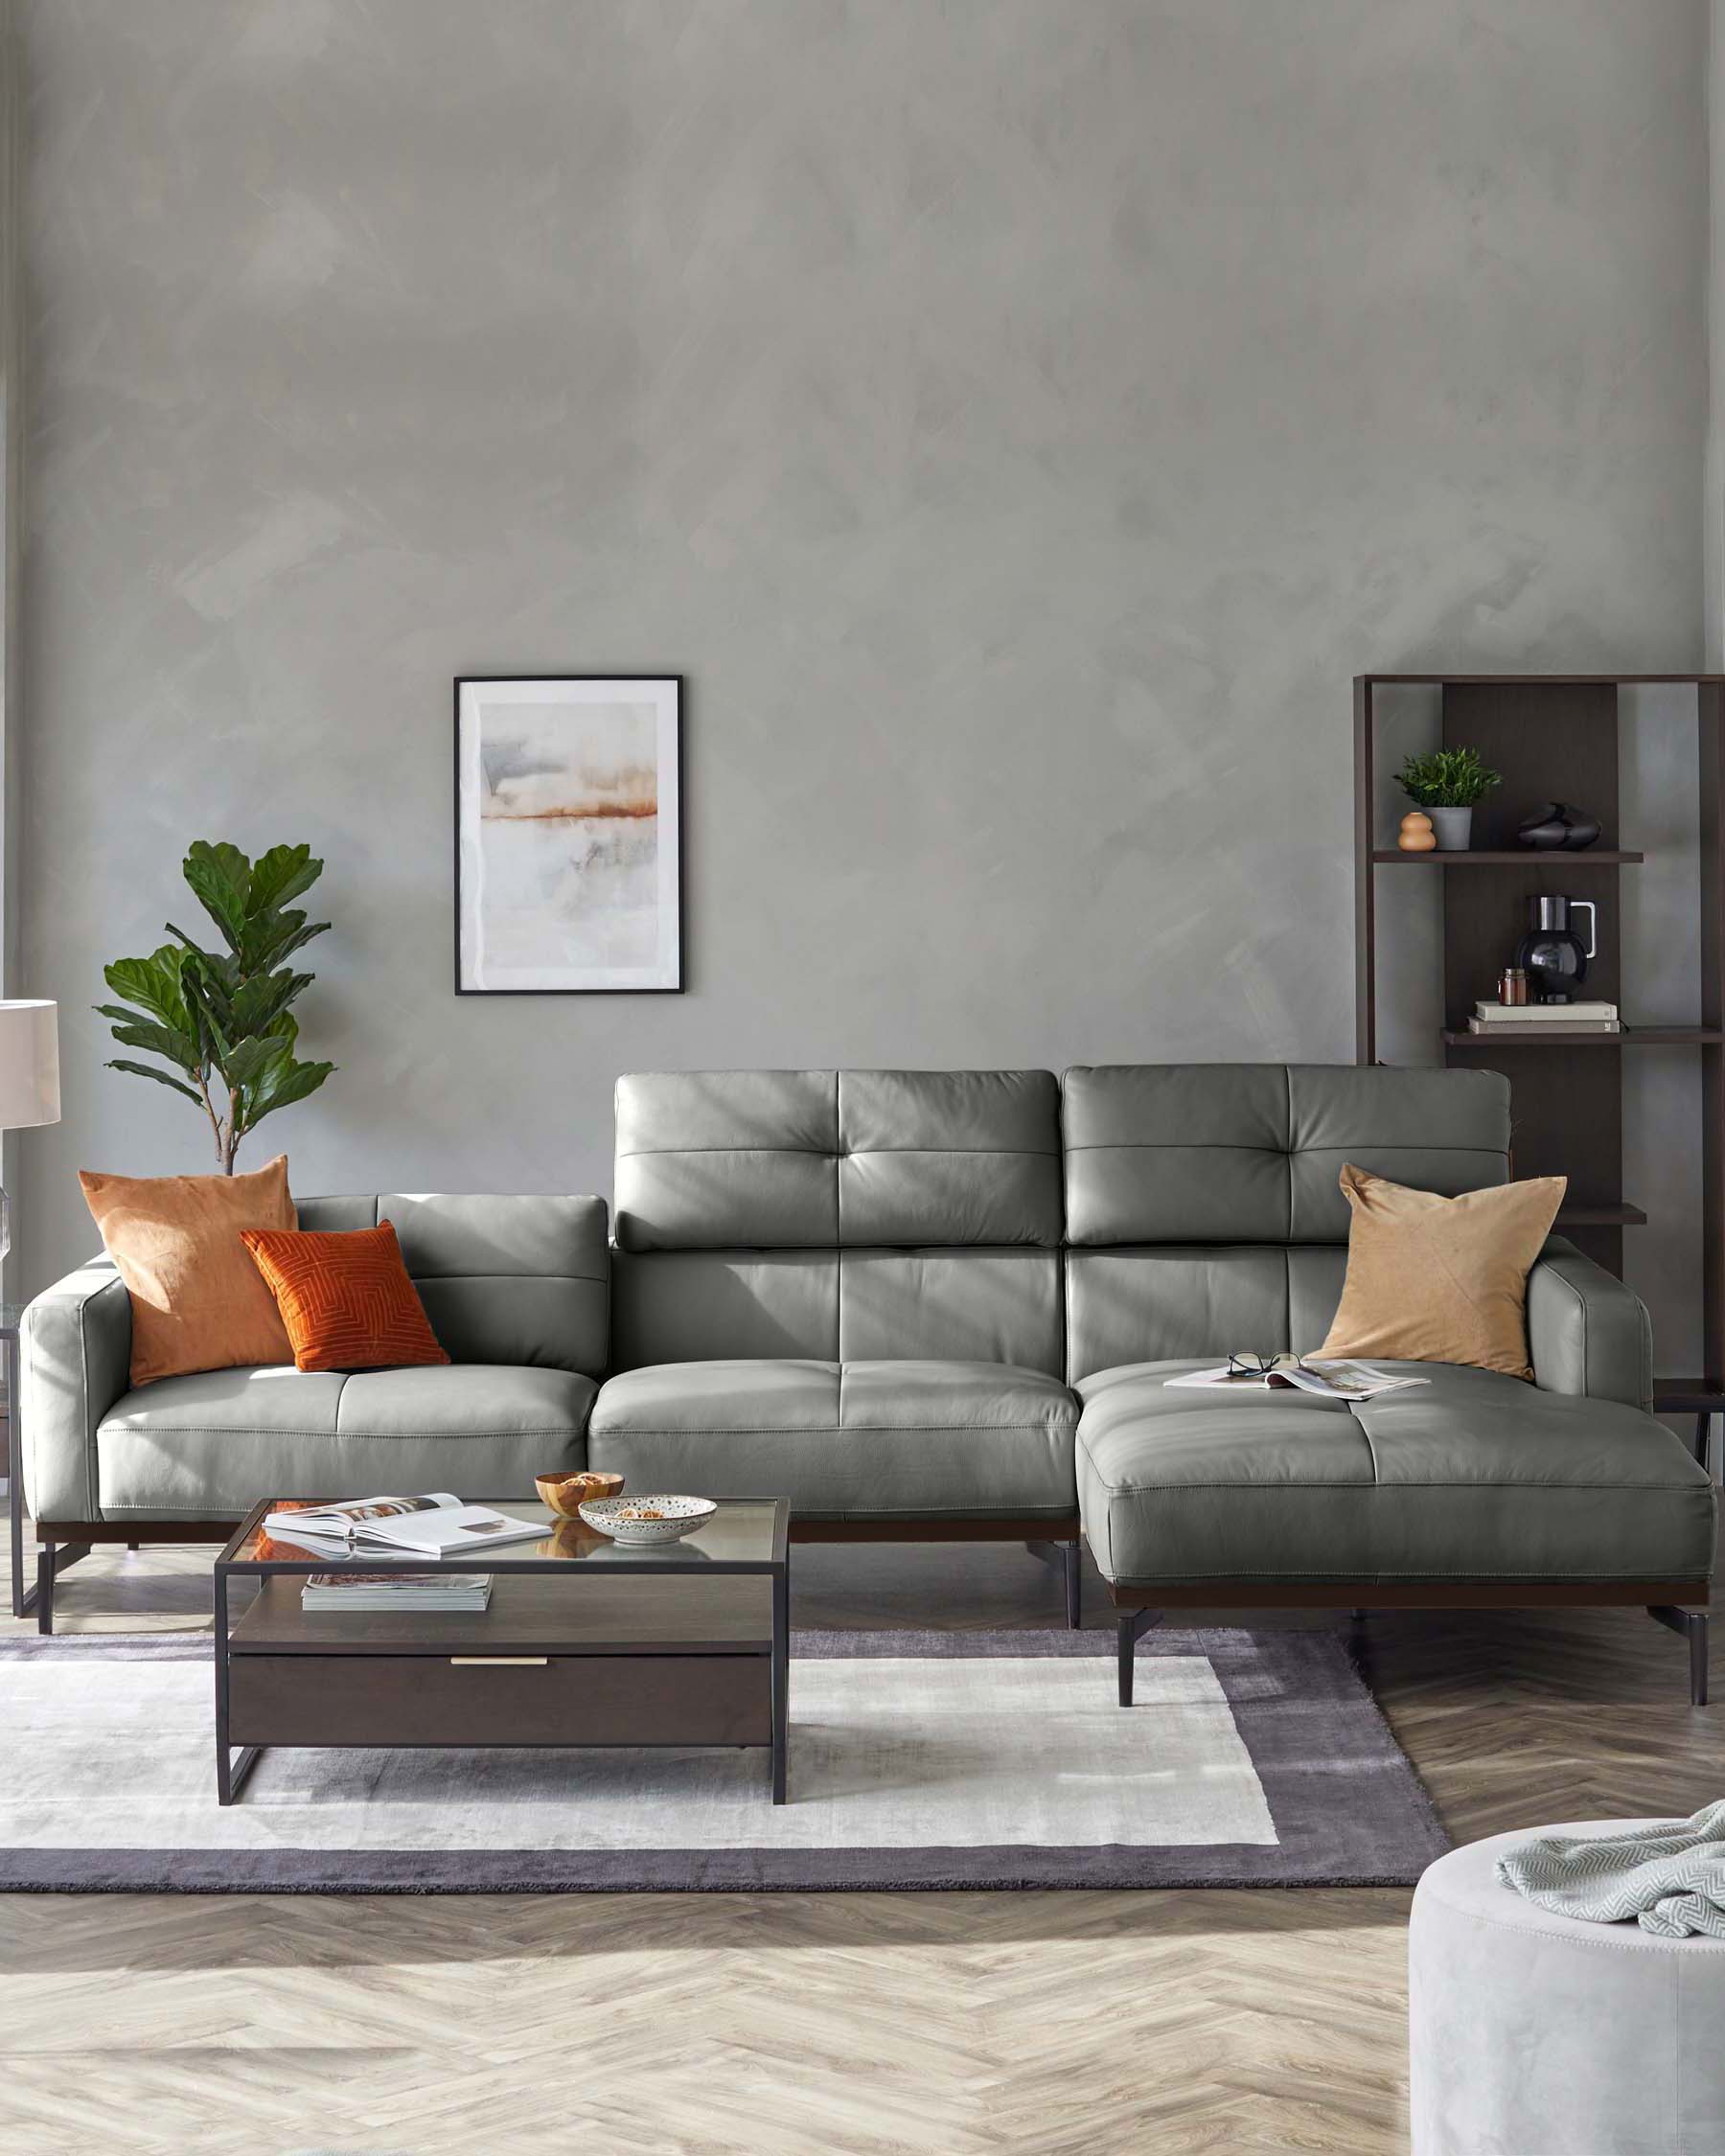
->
xmin=1317 ymin=1163 xmax=1566 ymax=1381
xmin=80 ymin=1157 xmax=298 ymax=1387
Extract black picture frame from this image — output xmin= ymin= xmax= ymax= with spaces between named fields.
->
xmin=453 ymin=675 xmax=684 ymax=996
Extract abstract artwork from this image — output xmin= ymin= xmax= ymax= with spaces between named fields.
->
xmin=455 ymin=677 xmax=682 ymax=993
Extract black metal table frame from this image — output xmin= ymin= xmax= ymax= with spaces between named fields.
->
xmin=211 ymin=1498 xmax=793 ymax=1807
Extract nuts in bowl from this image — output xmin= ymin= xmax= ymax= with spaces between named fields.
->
xmin=576 ymin=1494 xmax=718 ymax=1547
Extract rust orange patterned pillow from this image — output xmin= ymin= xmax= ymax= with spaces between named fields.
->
xmin=240 ymin=1221 xmax=449 ymax=1373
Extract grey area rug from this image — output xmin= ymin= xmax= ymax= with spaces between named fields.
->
xmin=0 ymin=1627 xmax=1448 ymax=1893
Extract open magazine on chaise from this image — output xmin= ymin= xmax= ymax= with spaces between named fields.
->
xmin=1162 ymin=1355 xmax=1429 ymax=1401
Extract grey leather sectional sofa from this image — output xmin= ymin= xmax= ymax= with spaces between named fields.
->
xmin=21 ymin=1065 xmax=1716 ymax=1699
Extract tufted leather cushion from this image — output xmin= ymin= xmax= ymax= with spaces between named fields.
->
xmin=614 ymin=1069 xmax=1062 ymax=1252
xmin=611 ymin=1071 xmax=1064 ymax=1375
xmin=1060 ymin=1066 xmax=1513 ymax=1382
xmin=1062 ymin=1064 xmax=1511 ymax=1247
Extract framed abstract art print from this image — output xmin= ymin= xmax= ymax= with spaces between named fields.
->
xmin=454 ymin=676 xmax=682 ymax=994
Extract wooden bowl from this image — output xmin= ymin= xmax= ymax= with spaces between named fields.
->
xmin=536 ymin=1469 xmax=625 ymax=1519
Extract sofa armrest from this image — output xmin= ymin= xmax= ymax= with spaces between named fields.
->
xmin=1526 ymin=1236 xmax=1652 ymax=1411
xmin=21 ymin=1257 xmax=132 ymax=1523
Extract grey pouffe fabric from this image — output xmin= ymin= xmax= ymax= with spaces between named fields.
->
xmin=1410 ymin=1823 xmax=1725 ymax=2155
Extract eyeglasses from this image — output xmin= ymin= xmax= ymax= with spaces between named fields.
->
xmin=1225 ymin=1352 xmax=1316 ymax=1384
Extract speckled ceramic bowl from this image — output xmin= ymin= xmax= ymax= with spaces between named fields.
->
xmin=576 ymin=1494 xmax=718 ymax=1546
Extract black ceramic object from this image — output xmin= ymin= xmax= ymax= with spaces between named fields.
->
xmin=1513 ymin=893 xmax=1597 ymax=1001
xmin=1518 ymin=801 xmax=1601 ymax=851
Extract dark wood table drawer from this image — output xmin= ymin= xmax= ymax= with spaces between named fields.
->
xmin=228 ymin=1651 xmax=772 ymax=1749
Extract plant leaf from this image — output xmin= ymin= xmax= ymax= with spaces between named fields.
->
xmin=102 ymin=1018 xmax=203 ymax=1071
xmin=182 ymin=841 xmax=252 ymax=953
xmin=242 ymin=1055 xmax=334 ymax=1132
xmin=247 ymin=843 xmax=323 ymax=916
xmin=165 ymin=926 xmax=238 ymax=1000
xmin=219 ymin=1035 xmax=289 ymax=1091
xmin=102 ymin=949 xmax=190 ymax=1030
xmin=244 ymin=909 xmax=330 ymax=975
xmin=106 ymin=1058 xmax=204 ymax=1106
xmin=229 ymin=969 xmax=310 ymax=1039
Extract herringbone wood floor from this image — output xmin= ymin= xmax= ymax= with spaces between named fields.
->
xmin=2 ymin=1528 xmax=1720 ymax=2155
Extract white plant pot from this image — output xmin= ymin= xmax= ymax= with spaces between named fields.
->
xmin=1429 ymin=806 xmax=1474 ymax=851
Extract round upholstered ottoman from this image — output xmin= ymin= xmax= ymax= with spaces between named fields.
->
xmin=1411 ymin=1823 xmax=1725 ymax=2155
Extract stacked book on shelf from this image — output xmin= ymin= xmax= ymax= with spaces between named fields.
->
xmin=300 ymin=1573 xmax=492 ymax=1612
xmin=1467 ymin=999 xmax=1620 ymax=1038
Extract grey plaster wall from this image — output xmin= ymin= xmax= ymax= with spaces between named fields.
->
xmin=11 ymin=0 xmax=1710 ymax=1312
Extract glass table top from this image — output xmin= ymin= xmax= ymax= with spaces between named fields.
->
xmin=225 ymin=1498 xmax=786 ymax=1571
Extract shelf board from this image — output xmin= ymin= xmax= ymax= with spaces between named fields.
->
xmin=1556 ymin=1204 xmax=1647 ymax=1228
xmin=1653 ymin=1377 xmax=1725 ymax=1414
xmin=1359 ymin=673 xmax=1725 ymax=687
xmin=1372 ymin=848 xmax=1643 ymax=865
xmin=1443 ymin=1027 xmax=1725 ymax=1047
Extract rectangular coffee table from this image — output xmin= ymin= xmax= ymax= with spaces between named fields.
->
xmin=213 ymin=1498 xmax=790 ymax=1806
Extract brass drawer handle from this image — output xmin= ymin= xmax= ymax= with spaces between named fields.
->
xmin=448 ymin=1656 xmax=549 ymax=1666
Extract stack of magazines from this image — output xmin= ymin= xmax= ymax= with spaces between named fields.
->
xmin=1467 ymin=998 xmax=1620 ymax=1037
xmin=301 ymin=1572 xmax=492 ymax=1612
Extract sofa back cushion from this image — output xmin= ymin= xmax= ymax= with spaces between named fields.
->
xmin=294 ymin=1194 xmax=608 ymax=1377
xmin=611 ymin=1069 xmax=1064 ymax=1372
xmin=1061 ymin=1064 xmax=1510 ymax=1381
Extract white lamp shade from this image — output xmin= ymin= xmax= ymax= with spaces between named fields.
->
xmin=0 ymin=999 xmax=60 ymax=1129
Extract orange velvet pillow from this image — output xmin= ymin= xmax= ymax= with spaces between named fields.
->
xmin=80 ymin=1156 xmax=297 ymax=1386
xmin=241 ymin=1221 xmax=449 ymax=1374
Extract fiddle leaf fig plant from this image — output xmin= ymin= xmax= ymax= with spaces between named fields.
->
xmin=99 ymin=841 xmax=336 ymax=1173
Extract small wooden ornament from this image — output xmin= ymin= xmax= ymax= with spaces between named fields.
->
xmin=1398 ymin=811 xmax=1437 ymax=853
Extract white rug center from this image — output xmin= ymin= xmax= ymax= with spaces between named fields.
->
xmin=4 ymin=1655 xmax=1277 ymax=1851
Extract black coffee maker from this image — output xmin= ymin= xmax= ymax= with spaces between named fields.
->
xmin=1513 ymin=894 xmax=1597 ymax=1002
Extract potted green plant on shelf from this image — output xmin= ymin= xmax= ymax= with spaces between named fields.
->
xmin=1397 ymin=746 xmax=1502 ymax=851
xmin=98 ymin=840 xmax=335 ymax=1173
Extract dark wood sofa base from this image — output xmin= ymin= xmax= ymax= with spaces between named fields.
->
xmin=29 ymin=1515 xmax=1086 ymax=1633
xmin=1108 ymin=1581 xmax=1714 ymax=1707
xmin=30 ymin=1520 xmax=238 ymax=1632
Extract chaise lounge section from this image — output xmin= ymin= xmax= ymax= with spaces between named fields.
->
xmin=1061 ymin=1066 xmax=1715 ymax=1702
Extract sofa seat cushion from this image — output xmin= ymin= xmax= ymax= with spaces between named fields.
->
xmin=1076 ymin=1360 xmax=1715 ymax=1589
xmin=95 ymin=1363 xmax=594 ymax=1520
xmin=588 ymin=1358 xmax=1078 ymax=1519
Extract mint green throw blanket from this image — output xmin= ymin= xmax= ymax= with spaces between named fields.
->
xmin=1497 ymin=1802 xmax=1725 ymax=1939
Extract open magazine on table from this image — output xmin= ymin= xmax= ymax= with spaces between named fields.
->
xmin=262 ymin=1493 xmax=543 ymax=1556
xmin=1162 ymin=1356 xmax=1429 ymax=1401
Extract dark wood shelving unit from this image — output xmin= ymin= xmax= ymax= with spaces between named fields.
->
xmin=1354 ymin=673 xmax=1725 ymax=1424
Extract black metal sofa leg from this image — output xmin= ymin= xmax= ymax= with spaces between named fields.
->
xmin=1116 ymin=1609 xmax=1162 ymax=1705
xmin=1648 ymin=1606 xmax=1710 ymax=1706
xmin=33 ymin=1540 xmax=94 ymax=1637
xmin=1026 ymin=1539 xmax=1083 ymax=1629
